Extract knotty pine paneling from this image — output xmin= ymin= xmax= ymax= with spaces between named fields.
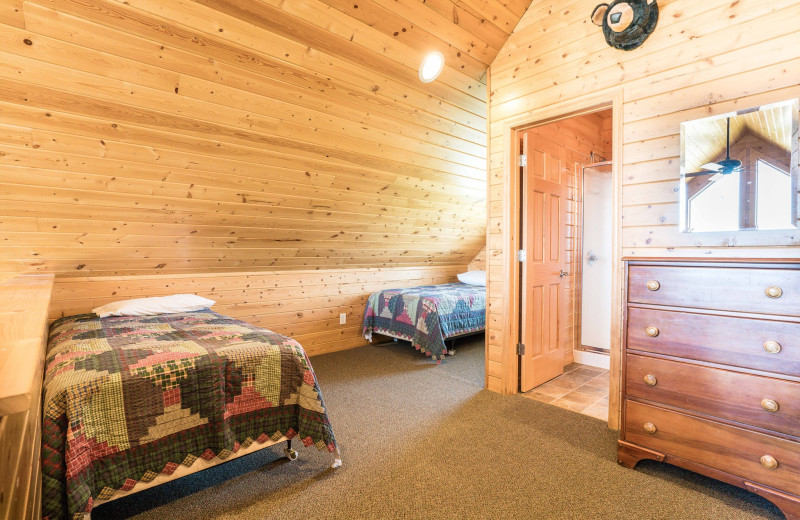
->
xmin=0 ymin=0 xmax=535 ymax=278
xmin=486 ymin=0 xmax=800 ymax=393
xmin=51 ymin=265 xmax=465 ymax=356
xmin=467 ymin=246 xmax=486 ymax=271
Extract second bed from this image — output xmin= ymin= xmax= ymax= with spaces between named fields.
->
xmin=361 ymin=282 xmax=486 ymax=362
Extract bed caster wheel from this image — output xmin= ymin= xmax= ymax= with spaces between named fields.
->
xmin=447 ymin=349 xmax=456 ymax=356
xmin=284 ymin=448 xmax=298 ymax=461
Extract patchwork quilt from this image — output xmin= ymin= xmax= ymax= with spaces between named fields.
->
xmin=42 ymin=310 xmax=338 ymax=520
xmin=362 ymin=282 xmax=486 ymax=362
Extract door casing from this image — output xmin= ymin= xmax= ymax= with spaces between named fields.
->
xmin=496 ymin=89 xmax=624 ymax=429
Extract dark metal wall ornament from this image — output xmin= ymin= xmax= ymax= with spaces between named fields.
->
xmin=591 ymin=0 xmax=659 ymax=51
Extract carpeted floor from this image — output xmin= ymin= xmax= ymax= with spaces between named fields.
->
xmin=94 ymin=336 xmax=783 ymax=519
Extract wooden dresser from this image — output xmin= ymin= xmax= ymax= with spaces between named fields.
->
xmin=618 ymin=259 xmax=800 ymax=520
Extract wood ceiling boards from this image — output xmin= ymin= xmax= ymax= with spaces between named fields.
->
xmin=0 ymin=0 xmax=531 ymax=277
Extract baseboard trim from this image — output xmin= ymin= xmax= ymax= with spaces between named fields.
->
xmin=573 ymin=349 xmax=610 ymax=369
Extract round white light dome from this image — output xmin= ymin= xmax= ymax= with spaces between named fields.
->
xmin=419 ymin=52 xmax=444 ymax=83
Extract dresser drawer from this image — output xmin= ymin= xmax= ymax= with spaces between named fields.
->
xmin=626 ymin=354 xmax=800 ymax=436
xmin=626 ymin=307 xmax=800 ymax=376
xmin=624 ymin=400 xmax=800 ymax=492
xmin=628 ymin=265 xmax=800 ymax=316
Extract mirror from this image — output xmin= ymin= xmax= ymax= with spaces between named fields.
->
xmin=680 ymin=99 xmax=799 ymax=233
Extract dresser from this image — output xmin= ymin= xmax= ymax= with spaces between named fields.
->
xmin=618 ymin=259 xmax=800 ymax=520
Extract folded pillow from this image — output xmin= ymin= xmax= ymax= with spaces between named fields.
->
xmin=92 ymin=294 xmax=216 ymax=318
xmin=457 ymin=270 xmax=486 ymax=286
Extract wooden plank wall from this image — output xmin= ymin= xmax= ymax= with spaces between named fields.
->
xmin=0 ymin=0 xmax=496 ymax=278
xmin=467 ymin=246 xmax=487 ymax=271
xmin=51 ymin=265 xmax=464 ymax=356
xmin=486 ymin=0 xmax=800 ymax=393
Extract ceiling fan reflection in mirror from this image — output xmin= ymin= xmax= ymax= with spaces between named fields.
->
xmin=684 ymin=116 xmax=743 ymax=179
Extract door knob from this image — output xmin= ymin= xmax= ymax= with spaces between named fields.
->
xmin=559 ymin=270 xmax=569 ymax=277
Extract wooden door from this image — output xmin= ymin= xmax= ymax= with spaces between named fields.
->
xmin=520 ymin=130 xmax=568 ymax=392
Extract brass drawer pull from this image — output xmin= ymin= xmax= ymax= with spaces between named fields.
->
xmin=761 ymin=399 xmax=779 ymax=413
xmin=765 ymin=286 xmax=783 ymax=299
xmin=643 ymin=422 xmax=657 ymax=434
xmin=763 ymin=341 xmax=782 ymax=354
xmin=760 ymin=455 xmax=779 ymax=469
xmin=643 ymin=374 xmax=657 ymax=386
xmin=646 ymin=280 xmax=660 ymax=291
xmin=645 ymin=326 xmax=660 ymax=337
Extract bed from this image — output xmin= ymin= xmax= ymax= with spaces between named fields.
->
xmin=361 ymin=282 xmax=486 ymax=362
xmin=42 ymin=309 xmax=340 ymax=520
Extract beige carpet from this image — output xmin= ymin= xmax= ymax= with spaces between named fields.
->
xmin=93 ymin=335 xmax=783 ymax=519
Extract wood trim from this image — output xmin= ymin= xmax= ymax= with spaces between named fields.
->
xmin=0 ymin=274 xmax=54 ymax=414
xmin=624 ymin=257 xmax=800 ymax=265
xmin=608 ymin=88 xmax=625 ymax=430
xmin=484 ymin=69 xmax=492 ymax=391
xmin=0 ymin=273 xmax=54 ymax=520
xmin=499 ymin=103 xmax=521 ymax=394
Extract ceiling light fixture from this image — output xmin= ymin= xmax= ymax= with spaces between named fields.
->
xmin=419 ymin=52 xmax=444 ymax=83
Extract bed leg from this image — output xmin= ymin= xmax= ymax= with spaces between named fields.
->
xmin=331 ymin=447 xmax=343 ymax=469
xmin=284 ymin=439 xmax=298 ymax=461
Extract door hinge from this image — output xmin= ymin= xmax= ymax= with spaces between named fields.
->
xmin=516 ymin=249 xmax=526 ymax=262
xmin=519 ymin=154 xmax=527 ymax=167
xmin=517 ymin=342 xmax=526 ymax=355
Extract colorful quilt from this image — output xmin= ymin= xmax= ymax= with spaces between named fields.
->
xmin=42 ymin=310 xmax=338 ymax=520
xmin=362 ymin=282 xmax=486 ymax=362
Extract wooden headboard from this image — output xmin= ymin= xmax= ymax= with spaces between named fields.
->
xmin=0 ymin=274 xmax=54 ymax=520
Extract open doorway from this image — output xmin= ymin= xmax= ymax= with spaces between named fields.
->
xmin=517 ymin=108 xmax=614 ymax=421
xmin=577 ymin=160 xmax=613 ymax=357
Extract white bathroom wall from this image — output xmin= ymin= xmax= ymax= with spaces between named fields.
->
xmin=579 ymin=164 xmax=613 ymax=352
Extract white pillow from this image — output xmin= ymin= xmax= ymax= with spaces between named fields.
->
xmin=93 ymin=294 xmax=216 ymax=318
xmin=457 ymin=270 xmax=486 ymax=286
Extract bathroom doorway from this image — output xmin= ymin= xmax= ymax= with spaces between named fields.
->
xmin=517 ymin=107 xmax=614 ymax=419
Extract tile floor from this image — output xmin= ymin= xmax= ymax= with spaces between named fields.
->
xmin=522 ymin=362 xmax=609 ymax=421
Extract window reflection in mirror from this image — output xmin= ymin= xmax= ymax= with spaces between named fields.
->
xmin=680 ymin=99 xmax=799 ymax=233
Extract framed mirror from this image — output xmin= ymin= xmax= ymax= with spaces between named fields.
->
xmin=679 ymin=99 xmax=799 ymax=233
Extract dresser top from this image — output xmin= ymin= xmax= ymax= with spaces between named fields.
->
xmin=624 ymin=257 xmax=800 ymax=267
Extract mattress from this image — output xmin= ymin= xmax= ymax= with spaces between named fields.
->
xmin=361 ymin=282 xmax=486 ymax=362
xmin=41 ymin=310 xmax=338 ymax=520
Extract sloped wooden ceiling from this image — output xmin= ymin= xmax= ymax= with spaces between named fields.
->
xmin=0 ymin=0 xmax=529 ymax=277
